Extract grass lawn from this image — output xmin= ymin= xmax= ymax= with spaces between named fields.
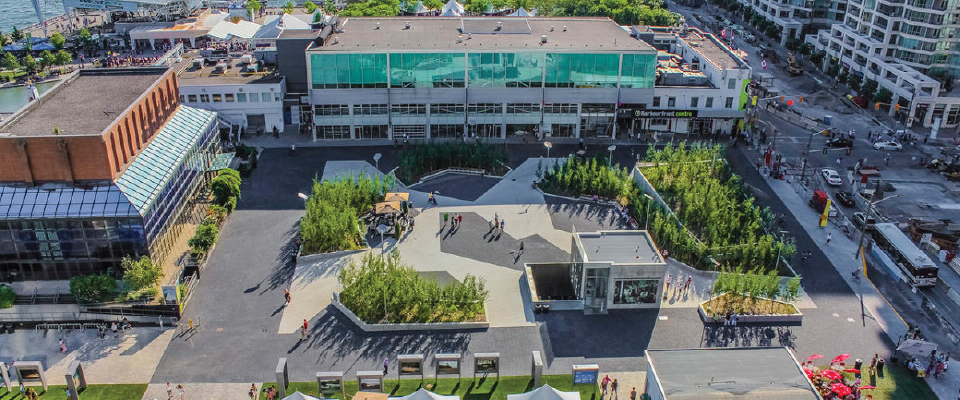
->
xmin=0 ymin=384 xmax=147 ymax=399
xmin=260 ymin=375 xmax=599 ymax=400
xmin=811 ymin=362 xmax=937 ymax=400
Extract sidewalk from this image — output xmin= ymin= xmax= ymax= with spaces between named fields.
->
xmin=743 ymin=147 xmax=960 ymax=398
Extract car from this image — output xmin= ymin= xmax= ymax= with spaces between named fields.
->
xmin=826 ymin=137 xmax=853 ymax=147
xmin=851 ymin=212 xmax=877 ymax=230
xmin=821 ymin=168 xmax=843 ymax=186
xmin=874 ymin=141 xmax=902 ymax=151
xmin=834 ymin=191 xmax=855 ymax=206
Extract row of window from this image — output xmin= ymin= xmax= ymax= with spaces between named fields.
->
xmin=182 ymin=92 xmax=281 ymax=104
xmin=652 ymin=96 xmax=736 ymax=109
xmin=312 ymin=124 xmax=580 ymax=140
xmin=314 ymin=103 xmax=590 ymax=117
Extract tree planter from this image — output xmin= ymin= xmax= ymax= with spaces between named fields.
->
xmin=332 ymin=292 xmax=489 ymax=332
xmin=698 ymin=293 xmax=803 ymax=324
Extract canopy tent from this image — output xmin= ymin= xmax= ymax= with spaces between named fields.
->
xmin=32 ymin=43 xmax=56 ymax=51
xmin=375 ymin=201 xmax=402 ymax=214
xmin=440 ymin=0 xmax=463 ymax=15
xmin=129 ymin=22 xmax=211 ymax=50
xmin=896 ymin=339 xmax=938 ymax=359
xmin=508 ymin=6 xmax=536 ymax=16
xmin=384 ymin=192 xmax=410 ymax=202
xmin=256 ymin=13 xmax=313 ymax=41
xmin=507 ymin=385 xmax=581 ymax=400
xmin=207 ymin=19 xmax=262 ymax=41
xmin=282 ymin=392 xmax=321 ymax=400
xmin=389 ymin=389 xmax=460 ymax=400
xmin=353 ymin=392 xmax=389 ymax=400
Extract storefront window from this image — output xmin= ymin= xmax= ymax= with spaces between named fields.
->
xmin=613 ymin=279 xmax=659 ymax=304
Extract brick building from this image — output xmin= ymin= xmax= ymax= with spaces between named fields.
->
xmin=0 ymin=67 xmax=222 ymax=280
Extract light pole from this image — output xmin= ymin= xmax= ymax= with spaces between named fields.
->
xmin=853 ymin=193 xmax=903 ymax=259
xmin=643 ymin=193 xmax=653 ymax=231
xmin=799 ymin=129 xmax=830 ymax=183
xmin=607 ymin=145 xmax=617 ymax=168
xmin=373 ymin=153 xmax=382 ymax=171
xmin=544 ymin=141 xmax=552 ymax=158
xmin=376 ymin=224 xmax=388 ymax=260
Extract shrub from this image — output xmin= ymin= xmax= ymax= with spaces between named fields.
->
xmin=121 ymin=255 xmax=163 ymax=291
xmin=207 ymin=205 xmax=229 ymax=226
xmin=397 ymin=140 xmax=508 ymax=183
xmin=188 ymin=223 xmax=219 ymax=255
xmin=224 ymin=196 xmax=238 ymax=213
xmin=70 ymin=275 xmax=117 ymax=303
xmin=300 ymin=173 xmax=394 ymax=254
xmin=211 ymin=168 xmax=241 ymax=207
xmin=235 ymin=143 xmax=258 ymax=160
xmin=0 ymin=285 xmax=14 ymax=308
xmin=539 ymin=156 xmax=638 ymax=203
xmin=339 ymin=252 xmax=488 ymax=323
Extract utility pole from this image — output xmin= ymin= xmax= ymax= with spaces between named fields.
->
xmin=854 ymin=193 xmax=903 ymax=259
xmin=799 ymin=130 xmax=817 ymax=183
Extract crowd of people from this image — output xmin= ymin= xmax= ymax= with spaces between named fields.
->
xmin=92 ymin=53 xmax=159 ymax=68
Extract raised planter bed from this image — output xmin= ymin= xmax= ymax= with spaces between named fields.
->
xmin=698 ymin=293 xmax=803 ymax=324
xmin=331 ymin=292 xmax=489 ymax=332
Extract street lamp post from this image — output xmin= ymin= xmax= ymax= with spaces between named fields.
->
xmin=373 ymin=153 xmax=382 ymax=171
xmin=544 ymin=141 xmax=552 ymax=158
xmin=376 ymin=224 xmax=388 ymax=260
xmin=853 ymin=193 xmax=903 ymax=259
xmin=643 ymin=193 xmax=653 ymax=231
xmin=799 ymin=129 xmax=829 ymax=183
xmin=607 ymin=145 xmax=617 ymax=168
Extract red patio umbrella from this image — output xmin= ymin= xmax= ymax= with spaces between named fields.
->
xmin=808 ymin=354 xmax=825 ymax=361
xmin=820 ymin=370 xmax=842 ymax=380
xmin=831 ymin=383 xmax=852 ymax=396
xmin=803 ymin=368 xmax=815 ymax=379
xmin=843 ymin=368 xmax=861 ymax=373
xmin=832 ymin=354 xmax=850 ymax=364
xmin=858 ymin=385 xmax=876 ymax=390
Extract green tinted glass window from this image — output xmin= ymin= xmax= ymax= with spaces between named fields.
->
xmin=620 ymin=53 xmax=656 ymax=88
xmin=389 ymin=52 xmax=466 ymax=88
xmin=545 ymin=53 xmax=619 ymax=88
xmin=467 ymin=52 xmax=542 ymax=88
xmin=310 ymin=54 xmax=388 ymax=89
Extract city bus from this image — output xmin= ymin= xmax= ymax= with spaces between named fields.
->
xmin=872 ymin=223 xmax=939 ymax=287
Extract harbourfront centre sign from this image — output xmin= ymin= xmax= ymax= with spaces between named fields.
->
xmin=617 ymin=109 xmax=699 ymax=119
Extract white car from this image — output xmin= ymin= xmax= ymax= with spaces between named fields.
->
xmin=874 ymin=141 xmax=902 ymax=151
xmin=821 ymin=168 xmax=843 ymax=186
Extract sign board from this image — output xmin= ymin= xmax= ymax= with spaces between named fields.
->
xmin=316 ymin=371 xmax=344 ymax=396
xmin=13 ymin=361 xmax=46 ymax=391
xmin=617 ymin=109 xmax=699 ymax=119
xmin=473 ymin=352 xmax=500 ymax=381
xmin=921 ymin=233 xmax=933 ymax=244
xmin=64 ymin=362 xmax=86 ymax=400
xmin=572 ymin=364 xmax=600 ymax=385
xmin=62 ymin=0 xmax=142 ymax=11
xmin=357 ymin=371 xmax=385 ymax=392
xmin=276 ymin=358 xmax=289 ymax=398
xmin=398 ymin=354 xmax=424 ymax=383
xmin=435 ymin=353 xmax=462 ymax=379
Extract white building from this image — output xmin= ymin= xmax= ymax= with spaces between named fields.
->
xmin=176 ymin=59 xmax=286 ymax=135
xmin=736 ymin=0 xmax=847 ymax=46
xmin=630 ymin=26 xmax=753 ymax=138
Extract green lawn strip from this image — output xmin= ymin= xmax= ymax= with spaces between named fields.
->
xmin=260 ymin=375 xmax=599 ymax=400
xmin=864 ymin=362 xmax=938 ymax=400
xmin=0 ymin=384 xmax=147 ymax=399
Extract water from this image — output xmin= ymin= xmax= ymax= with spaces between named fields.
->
xmin=0 ymin=0 xmax=67 ymax=35
xmin=0 ymin=81 xmax=58 ymax=114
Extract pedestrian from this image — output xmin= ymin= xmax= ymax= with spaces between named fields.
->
xmin=178 ymin=384 xmax=185 ymax=400
xmin=629 ymin=387 xmax=637 ymax=400
xmin=611 ymin=378 xmax=619 ymax=399
xmin=59 ymin=338 xmax=67 ymax=353
xmin=885 ymin=155 xmax=890 ymax=166
xmin=167 ymin=382 xmax=173 ymax=400
xmin=731 ymin=312 xmax=738 ymax=327
xmin=869 ymin=354 xmax=879 ymax=375
xmin=500 ymin=219 xmax=505 ymax=232
xmin=284 ymin=289 xmax=291 ymax=305
xmin=600 ymin=375 xmax=610 ymax=395
xmin=494 ymin=215 xmax=499 ymax=232
xmin=428 ymin=192 xmax=435 ymax=205
xmin=301 ymin=318 xmax=308 ymax=340
xmin=684 ymin=276 xmax=692 ymax=294
xmin=836 ymin=157 xmax=842 ymax=166
xmin=826 ymin=232 xmax=832 ymax=244
xmin=444 ymin=213 xmax=449 ymax=227
xmin=383 ymin=358 xmax=389 ymax=374
xmin=457 ymin=214 xmax=462 ymax=226
xmin=519 ymin=241 xmax=524 ymax=255
xmin=111 ymin=321 xmax=118 ymax=337
xmin=451 ymin=213 xmax=457 ymax=228
xmin=409 ymin=216 xmax=415 ymax=231
xmin=249 ymin=383 xmax=258 ymax=399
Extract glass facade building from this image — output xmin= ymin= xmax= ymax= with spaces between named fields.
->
xmin=0 ymin=106 xmax=220 ymax=280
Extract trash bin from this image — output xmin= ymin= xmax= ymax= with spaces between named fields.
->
xmin=876 ymin=358 xmax=885 ymax=375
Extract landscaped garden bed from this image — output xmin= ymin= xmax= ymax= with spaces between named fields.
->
xmin=700 ymin=268 xmax=803 ymax=323
xmin=337 ymin=252 xmax=487 ymax=324
xmin=397 ymin=140 xmax=508 ymax=184
xmin=299 ymin=174 xmax=394 ymax=255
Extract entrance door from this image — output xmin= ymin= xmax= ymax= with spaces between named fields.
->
xmin=246 ymin=114 xmax=266 ymax=131
xmin=583 ymin=267 xmax=609 ymax=314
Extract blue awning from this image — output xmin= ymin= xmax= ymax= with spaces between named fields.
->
xmin=33 ymin=43 xmax=56 ymax=51
xmin=116 ymin=106 xmax=218 ymax=215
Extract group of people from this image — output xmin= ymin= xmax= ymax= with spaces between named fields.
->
xmin=599 ymin=375 xmax=638 ymax=400
xmin=164 ymin=382 xmax=186 ymax=400
xmin=93 ymin=54 xmax=159 ymax=68
xmin=906 ymin=349 xmax=949 ymax=379
xmin=662 ymin=274 xmax=693 ymax=301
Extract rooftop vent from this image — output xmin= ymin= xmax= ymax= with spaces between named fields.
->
xmin=541 ymin=35 xmax=548 ymax=44
xmin=457 ymin=34 xmax=463 ymax=43
xmin=376 ymin=22 xmax=381 ymax=29
xmin=405 ymin=21 xmax=411 ymax=29
xmin=550 ymin=26 xmax=554 ymax=31
xmin=496 ymin=21 xmax=503 ymax=30
xmin=468 ymin=33 xmax=472 ymax=39
xmin=333 ymin=36 xmax=339 ymax=44
xmin=563 ymin=26 xmax=567 ymax=32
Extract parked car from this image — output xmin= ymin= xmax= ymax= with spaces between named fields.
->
xmin=852 ymin=212 xmax=877 ymax=230
xmin=743 ymin=34 xmax=758 ymax=44
xmin=834 ymin=191 xmax=855 ymax=206
xmin=826 ymin=137 xmax=853 ymax=147
xmin=821 ymin=168 xmax=843 ymax=186
xmin=874 ymin=141 xmax=902 ymax=151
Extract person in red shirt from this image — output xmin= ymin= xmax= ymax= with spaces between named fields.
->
xmin=301 ymin=319 xmax=308 ymax=340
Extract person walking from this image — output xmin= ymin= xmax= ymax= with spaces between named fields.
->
xmin=519 ymin=241 xmax=524 ymax=255
xmin=457 ymin=214 xmax=462 ymax=227
xmin=611 ymin=378 xmax=619 ymax=399
xmin=166 ymin=382 xmax=173 ymax=400
xmin=249 ymin=383 xmax=258 ymax=399
xmin=284 ymin=289 xmax=292 ymax=305
xmin=301 ymin=319 xmax=309 ymax=340
xmin=59 ymin=338 xmax=67 ymax=353
xmin=600 ymin=375 xmax=610 ymax=396
xmin=494 ymin=215 xmax=499 ymax=233
xmin=629 ymin=387 xmax=637 ymax=400
xmin=178 ymin=384 xmax=185 ymax=400
xmin=111 ymin=321 xmax=118 ymax=337
xmin=444 ymin=213 xmax=450 ymax=227
xmin=836 ymin=157 xmax=842 ymax=167
xmin=383 ymin=358 xmax=389 ymax=374
xmin=684 ymin=276 xmax=693 ymax=294
xmin=664 ymin=275 xmax=672 ymax=300
xmin=500 ymin=219 xmax=505 ymax=233
xmin=826 ymin=232 xmax=832 ymax=244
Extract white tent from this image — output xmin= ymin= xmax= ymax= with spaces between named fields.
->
xmin=897 ymin=339 xmax=938 ymax=359
xmin=207 ymin=19 xmax=262 ymax=40
xmin=283 ymin=392 xmax=321 ymax=400
xmin=389 ymin=389 xmax=460 ymax=400
xmin=256 ymin=13 xmax=312 ymax=40
xmin=507 ymin=386 xmax=580 ymax=400
xmin=440 ymin=0 xmax=464 ymax=15
xmin=411 ymin=0 xmax=431 ymax=14
xmin=508 ymin=6 xmax=536 ymax=16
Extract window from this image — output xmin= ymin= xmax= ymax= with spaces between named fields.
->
xmin=179 ymin=95 xmax=185 ymax=103
xmin=430 ymin=104 xmax=464 ymax=114
xmin=314 ymin=105 xmax=349 ymax=116
xmin=392 ymin=53 xmax=465 ymax=88
xmin=613 ymin=279 xmax=659 ymax=304
xmin=358 ymin=125 xmax=388 ymax=139
xmin=549 ymin=124 xmax=576 ymax=137
xmin=249 ymin=93 xmax=260 ymax=102
xmin=728 ymin=79 xmax=737 ymax=89
xmin=650 ymin=118 xmax=668 ymax=126
xmin=667 ymin=97 xmax=676 ymax=107
xmin=237 ymin=93 xmax=247 ymax=102
xmin=620 ymin=53 xmax=656 ymax=88
xmin=544 ymin=53 xmax=621 ymax=88
xmin=212 ymin=94 xmax=222 ymax=102
xmin=187 ymin=94 xmax=198 ymax=103
xmin=311 ymin=53 xmax=389 ymax=89
xmin=507 ymin=103 xmax=540 ymax=114
xmin=261 ymin=93 xmax=271 ymax=102
xmin=316 ymin=125 xmax=351 ymax=139
xmin=468 ymin=103 xmax=501 ymax=114
xmin=725 ymin=97 xmax=734 ymax=108
xmin=468 ymin=52 xmax=541 ymax=88
xmin=653 ymin=97 xmax=661 ymax=107
xmin=356 ymin=104 xmax=389 ymax=115
xmin=391 ymin=104 xmax=426 ymax=115
xmin=224 ymin=93 xmax=235 ymax=102
xmin=705 ymin=97 xmax=714 ymax=108
xmin=431 ymin=124 xmax=463 ymax=138
xmin=543 ymin=103 xmax=577 ymax=114
xmin=690 ymin=97 xmax=699 ymax=108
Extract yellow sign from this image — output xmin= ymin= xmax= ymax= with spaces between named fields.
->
xmin=820 ymin=199 xmax=831 ymax=227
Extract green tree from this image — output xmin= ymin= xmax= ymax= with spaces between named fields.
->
xmin=424 ymin=0 xmax=443 ymax=9
xmin=324 ymin=0 xmax=339 ymax=14
xmin=22 ymin=54 xmax=38 ymax=75
xmin=304 ymin=0 xmax=319 ymax=12
xmin=282 ymin=0 xmax=296 ymax=14
xmin=785 ymin=38 xmax=802 ymax=52
xmin=10 ymin=26 xmax=23 ymax=43
xmin=188 ymin=223 xmax=219 ymax=254
xmin=873 ymin=87 xmax=892 ymax=105
xmin=859 ymin=79 xmax=879 ymax=100
xmin=785 ymin=275 xmax=801 ymax=302
xmin=809 ymin=50 xmax=825 ymax=65
xmin=0 ymin=34 xmax=10 ymax=48
xmin=23 ymin=33 xmax=32 ymax=52
xmin=246 ymin=0 xmax=263 ymax=16
xmin=69 ymin=275 xmax=117 ymax=303
xmin=49 ymin=32 xmax=65 ymax=50
xmin=210 ymin=168 xmax=241 ymax=208
xmin=38 ymin=50 xmax=53 ymax=71
xmin=465 ymin=0 xmax=492 ymax=13
xmin=1 ymin=52 xmax=19 ymax=71
xmin=54 ymin=49 xmax=72 ymax=65
xmin=490 ymin=0 xmax=508 ymax=10
xmin=847 ymin=74 xmax=862 ymax=93
xmin=78 ymin=28 xmax=93 ymax=48
xmin=121 ymin=256 xmax=163 ymax=291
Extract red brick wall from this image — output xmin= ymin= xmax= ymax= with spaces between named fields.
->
xmin=0 ymin=70 xmax=182 ymax=184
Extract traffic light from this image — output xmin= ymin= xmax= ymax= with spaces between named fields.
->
xmin=780 ymin=96 xmax=785 ymax=102
xmin=799 ymin=96 xmax=804 ymax=103
xmin=846 ymin=147 xmax=852 ymax=156
xmin=875 ymin=102 xmax=881 ymax=110
xmin=895 ymin=104 xmax=901 ymax=112
xmin=752 ymin=96 xmax=758 ymax=106
xmin=787 ymin=100 xmax=794 ymax=106
xmin=823 ymin=147 xmax=828 ymax=155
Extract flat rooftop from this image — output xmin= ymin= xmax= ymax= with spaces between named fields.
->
xmin=0 ymin=69 xmax=166 ymax=137
xmin=174 ymin=54 xmax=283 ymax=85
xmin=314 ymin=17 xmax=654 ymax=52
xmin=576 ymin=231 xmax=663 ymax=264
xmin=678 ymin=30 xmax=742 ymax=70
xmin=646 ymin=347 xmax=819 ymax=400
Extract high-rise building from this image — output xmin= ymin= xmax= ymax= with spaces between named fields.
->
xmin=737 ymin=0 xmax=848 ymax=46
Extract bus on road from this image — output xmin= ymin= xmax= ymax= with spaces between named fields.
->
xmin=872 ymin=223 xmax=939 ymax=287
